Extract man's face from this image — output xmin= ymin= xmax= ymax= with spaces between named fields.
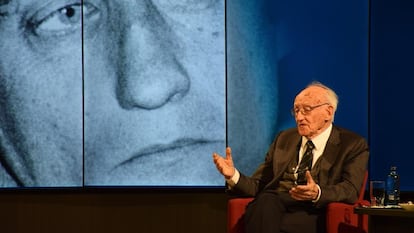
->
xmin=0 ymin=0 xmax=225 ymax=186
xmin=293 ymin=86 xmax=333 ymax=139
xmin=0 ymin=0 xmax=83 ymax=186
xmin=83 ymin=1 xmax=225 ymax=185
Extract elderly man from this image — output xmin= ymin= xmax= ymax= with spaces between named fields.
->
xmin=213 ymin=82 xmax=369 ymax=233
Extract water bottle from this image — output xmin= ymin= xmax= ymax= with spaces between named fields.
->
xmin=385 ymin=166 xmax=400 ymax=206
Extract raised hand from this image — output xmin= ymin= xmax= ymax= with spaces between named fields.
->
xmin=212 ymin=147 xmax=235 ymax=179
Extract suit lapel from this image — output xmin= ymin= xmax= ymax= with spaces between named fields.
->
xmin=263 ymin=134 xmax=301 ymax=190
xmin=273 ymin=135 xmax=302 ymax=181
xmin=264 ymin=126 xmax=342 ymax=189
xmin=319 ymin=126 xmax=341 ymax=172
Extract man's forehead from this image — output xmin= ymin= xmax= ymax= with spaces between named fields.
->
xmin=295 ymin=87 xmax=324 ymax=104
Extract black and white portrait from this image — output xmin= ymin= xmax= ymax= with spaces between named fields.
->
xmin=0 ymin=0 xmax=225 ymax=187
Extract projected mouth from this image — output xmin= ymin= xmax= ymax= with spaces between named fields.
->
xmin=114 ymin=138 xmax=224 ymax=169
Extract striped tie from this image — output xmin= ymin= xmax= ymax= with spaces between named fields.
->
xmin=296 ymin=140 xmax=315 ymax=185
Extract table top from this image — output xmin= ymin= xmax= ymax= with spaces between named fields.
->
xmin=354 ymin=206 xmax=414 ymax=218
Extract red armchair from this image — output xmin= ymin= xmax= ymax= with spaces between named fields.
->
xmin=227 ymin=171 xmax=369 ymax=233
xmin=326 ymin=171 xmax=369 ymax=233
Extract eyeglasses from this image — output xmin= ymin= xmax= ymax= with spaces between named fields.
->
xmin=291 ymin=103 xmax=330 ymax=116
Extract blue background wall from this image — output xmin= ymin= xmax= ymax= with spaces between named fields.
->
xmin=369 ymin=0 xmax=414 ymax=191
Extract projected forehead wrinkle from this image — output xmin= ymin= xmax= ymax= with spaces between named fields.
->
xmin=0 ymin=0 xmax=11 ymax=13
xmin=153 ymin=0 xmax=218 ymax=13
xmin=0 ymin=0 xmax=11 ymax=5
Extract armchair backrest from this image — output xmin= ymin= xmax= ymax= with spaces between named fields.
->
xmin=358 ymin=170 xmax=369 ymax=203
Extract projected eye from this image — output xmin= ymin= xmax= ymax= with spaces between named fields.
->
xmin=29 ymin=2 xmax=99 ymax=37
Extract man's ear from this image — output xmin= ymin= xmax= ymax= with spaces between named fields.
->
xmin=325 ymin=105 xmax=334 ymax=120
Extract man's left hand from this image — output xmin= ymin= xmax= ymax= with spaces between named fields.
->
xmin=289 ymin=171 xmax=319 ymax=201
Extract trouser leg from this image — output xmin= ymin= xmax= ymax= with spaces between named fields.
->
xmin=244 ymin=190 xmax=285 ymax=233
xmin=244 ymin=191 xmax=323 ymax=233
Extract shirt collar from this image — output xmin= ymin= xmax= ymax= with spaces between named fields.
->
xmin=301 ymin=124 xmax=333 ymax=151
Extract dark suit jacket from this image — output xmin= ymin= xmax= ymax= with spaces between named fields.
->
xmin=232 ymin=125 xmax=369 ymax=208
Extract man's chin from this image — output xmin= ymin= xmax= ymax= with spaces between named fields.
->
xmin=297 ymin=129 xmax=307 ymax=136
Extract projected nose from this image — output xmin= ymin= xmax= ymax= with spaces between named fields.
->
xmin=116 ymin=23 xmax=190 ymax=110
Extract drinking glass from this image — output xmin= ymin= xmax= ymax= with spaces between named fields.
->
xmin=370 ymin=180 xmax=385 ymax=207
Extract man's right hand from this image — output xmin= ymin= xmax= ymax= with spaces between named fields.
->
xmin=212 ymin=147 xmax=235 ymax=179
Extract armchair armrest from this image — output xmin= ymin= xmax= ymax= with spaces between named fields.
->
xmin=227 ymin=198 xmax=253 ymax=233
xmin=326 ymin=200 xmax=369 ymax=233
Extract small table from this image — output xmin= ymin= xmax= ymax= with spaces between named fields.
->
xmin=354 ymin=206 xmax=414 ymax=233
